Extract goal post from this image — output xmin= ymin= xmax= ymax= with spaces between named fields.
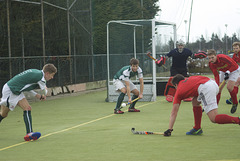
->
xmin=106 ymin=19 xmax=176 ymax=102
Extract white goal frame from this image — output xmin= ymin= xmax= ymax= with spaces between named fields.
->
xmin=107 ymin=19 xmax=176 ymax=102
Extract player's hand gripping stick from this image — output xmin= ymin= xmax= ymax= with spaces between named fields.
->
xmin=120 ymin=97 xmax=140 ymax=109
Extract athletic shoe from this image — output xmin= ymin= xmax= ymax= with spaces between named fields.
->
xmin=114 ymin=109 xmax=124 ymax=114
xmin=166 ymin=95 xmax=173 ymax=102
xmin=226 ymin=98 xmax=232 ymax=104
xmin=128 ymin=108 xmax=140 ymax=112
xmin=183 ymin=97 xmax=192 ymax=102
xmin=24 ymin=132 xmax=41 ymax=141
xmin=186 ymin=128 xmax=203 ymax=135
xmin=231 ymin=104 xmax=238 ymax=114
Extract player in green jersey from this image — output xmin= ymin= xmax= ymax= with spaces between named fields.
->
xmin=113 ymin=58 xmax=144 ymax=114
xmin=0 ymin=64 xmax=57 ymax=141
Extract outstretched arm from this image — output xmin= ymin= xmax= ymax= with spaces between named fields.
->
xmin=168 ymin=103 xmax=180 ymax=129
xmin=164 ymin=103 xmax=180 ymax=136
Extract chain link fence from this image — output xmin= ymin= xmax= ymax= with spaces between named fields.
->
xmin=0 ymin=0 xmax=107 ymax=97
xmin=0 ymin=0 xmax=209 ymax=99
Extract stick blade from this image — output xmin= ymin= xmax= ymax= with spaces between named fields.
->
xmin=131 ymin=128 xmax=164 ymax=135
xmin=131 ymin=128 xmax=147 ymax=135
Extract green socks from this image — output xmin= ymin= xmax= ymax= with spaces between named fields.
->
xmin=115 ymin=92 xmax=125 ymax=109
xmin=23 ymin=111 xmax=33 ymax=134
xmin=129 ymin=95 xmax=138 ymax=109
xmin=0 ymin=114 xmax=4 ymax=123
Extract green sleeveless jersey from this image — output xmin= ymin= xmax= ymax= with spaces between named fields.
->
xmin=113 ymin=65 xmax=143 ymax=80
xmin=7 ymin=69 xmax=46 ymax=95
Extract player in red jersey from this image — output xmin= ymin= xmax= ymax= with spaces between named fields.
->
xmin=208 ymin=49 xmax=240 ymax=114
xmin=163 ymin=74 xmax=240 ymax=136
xmin=226 ymin=42 xmax=240 ymax=105
xmin=232 ymin=42 xmax=240 ymax=64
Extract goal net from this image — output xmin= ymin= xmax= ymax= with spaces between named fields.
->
xmin=107 ymin=19 xmax=176 ymax=102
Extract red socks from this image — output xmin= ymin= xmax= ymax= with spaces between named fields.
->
xmin=230 ymin=86 xmax=238 ymax=105
xmin=193 ymin=106 xmax=202 ymax=129
xmin=215 ymin=114 xmax=240 ymax=124
xmin=217 ymin=93 xmax=221 ymax=104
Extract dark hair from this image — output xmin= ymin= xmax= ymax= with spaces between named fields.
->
xmin=172 ymin=74 xmax=185 ymax=86
xmin=130 ymin=58 xmax=139 ymax=66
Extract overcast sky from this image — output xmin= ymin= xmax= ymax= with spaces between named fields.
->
xmin=157 ymin=0 xmax=240 ymax=42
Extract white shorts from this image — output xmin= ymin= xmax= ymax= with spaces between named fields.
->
xmin=197 ymin=80 xmax=219 ymax=114
xmin=113 ymin=79 xmax=137 ymax=92
xmin=0 ymin=84 xmax=25 ymax=111
xmin=219 ymin=67 xmax=240 ymax=82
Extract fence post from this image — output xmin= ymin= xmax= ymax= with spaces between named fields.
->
xmin=67 ymin=0 xmax=73 ymax=84
xmin=7 ymin=0 xmax=12 ymax=78
xmin=41 ymin=0 xmax=46 ymax=64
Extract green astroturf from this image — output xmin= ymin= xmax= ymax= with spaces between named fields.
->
xmin=0 ymin=88 xmax=240 ymax=161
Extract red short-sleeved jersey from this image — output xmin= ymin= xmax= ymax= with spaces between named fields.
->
xmin=232 ymin=51 xmax=240 ymax=65
xmin=209 ymin=54 xmax=239 ymax=85
xmin=173 ymin=76 xmax=210 ymax=104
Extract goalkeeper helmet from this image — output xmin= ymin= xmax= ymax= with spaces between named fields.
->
xmin=176 ymin=39 xmax=185 ymax=46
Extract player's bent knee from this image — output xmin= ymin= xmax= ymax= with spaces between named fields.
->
xmin=132 ymin=90 xmax=139 ymax=96
xmin=24 ymin=106 xmax=32 ymax=111
xmin=209 ymin=117 xmax=216 ymax=123
xmin=1 ymin=113 xmax=8 ymax=118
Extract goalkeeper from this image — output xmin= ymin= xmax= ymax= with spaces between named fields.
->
xmin=0 ymin=64 xmax=57 ymax=141
xmin=160 ymin=40 xmax=207 ymax=102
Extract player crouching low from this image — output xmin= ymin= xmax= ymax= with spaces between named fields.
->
xmin=164 ymin=74 xmax=240 ymax=137
xmin=113 ymin=58 xmax=143 ymax=114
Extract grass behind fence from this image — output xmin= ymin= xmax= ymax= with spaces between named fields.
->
xmin=0 ymin=88 xmax=240 ymax=161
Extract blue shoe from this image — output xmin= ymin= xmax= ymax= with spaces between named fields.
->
xmin=24 ymin=132 xmax=41 ymax=141
xmin=186 ymin=128 xmax=203 ymax=135
xmin=226 ymin=98 xmax=232 ymax=104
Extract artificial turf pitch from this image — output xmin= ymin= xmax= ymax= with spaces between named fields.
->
xmin=0 ymin=88 xmax=239 ymax=161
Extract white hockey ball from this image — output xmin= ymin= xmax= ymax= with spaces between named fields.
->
xmin=121 ymin=103 xmax=127 ymax=107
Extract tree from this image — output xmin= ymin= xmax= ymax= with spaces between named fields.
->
xmin=92 ymin=0 xmax=160 ymax=54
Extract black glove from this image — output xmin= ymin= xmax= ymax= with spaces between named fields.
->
xmin=164 ymin=129 xmax=173 ymax=136
xmin=224 ymin=71 xmax=230 ymax=80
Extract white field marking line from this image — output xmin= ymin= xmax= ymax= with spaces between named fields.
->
xmin=0 ymin=99 xmax=163 ymax=152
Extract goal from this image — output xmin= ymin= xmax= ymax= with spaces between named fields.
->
xmin=106 ymin=19 xmax=176 ymax=102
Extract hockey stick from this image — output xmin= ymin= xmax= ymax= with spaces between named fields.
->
xmin=120 ymin=97 xmax=140 ymax=109
xmin=147 ymin=52 xmax=167 ymax=69
xmin=219 ymin=79 xmax=226 ymax=89
xmin=131 ymin=128 xmax=164 ymax=135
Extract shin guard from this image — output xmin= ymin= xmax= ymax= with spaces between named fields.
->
xmin=129 ymin=95 xmax=138 ymax=109
xmin=0 ymin=114 xmax=4 ymax=123
xmin=115 ymin=93 xmax=125 ymax=109
xmin=23 ymin=111 xmax=33 ymax=134
xmin=215 ymin=114 xmax=240 ymax=124
xmin=230 ymin=88 xmax=238 ymax=105
xmin=193 ymin=106 xmax=202 ymax=130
